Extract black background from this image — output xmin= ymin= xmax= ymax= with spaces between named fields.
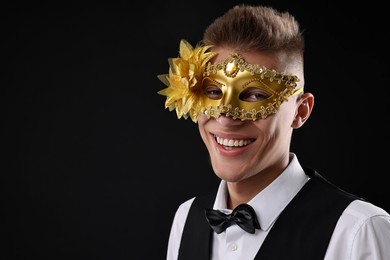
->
xmin=2 ymin=1 xmax=389 ymax=259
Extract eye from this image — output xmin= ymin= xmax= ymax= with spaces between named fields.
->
xmin=239 ymin=87 xmax=271 ymax=102
xmin=204 ymin=85 xmax=223 ymax=100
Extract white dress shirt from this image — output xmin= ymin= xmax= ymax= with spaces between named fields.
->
xmin=166 ymin=153 xmax=390 ymax=259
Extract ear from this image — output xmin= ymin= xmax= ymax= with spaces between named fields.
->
xmin=292 ymin=92 xmax=314 ymax=129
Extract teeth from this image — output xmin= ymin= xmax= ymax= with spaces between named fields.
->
xmin=216 ymin=136 xmax=254 ymax=147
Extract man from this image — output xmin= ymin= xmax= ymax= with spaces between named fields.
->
xmin=158 ymin=4 xmax=390 ymax=259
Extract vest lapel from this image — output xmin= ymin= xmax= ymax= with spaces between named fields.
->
xmin=178 ymin=192 xmax=216 ymax=260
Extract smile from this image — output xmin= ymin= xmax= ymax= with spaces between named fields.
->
xmin=214 ymin=135 xmax=255 ymax=150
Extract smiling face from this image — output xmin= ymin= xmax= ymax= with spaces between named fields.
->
xmin=197 ymin=48 xmax=308 ymax=184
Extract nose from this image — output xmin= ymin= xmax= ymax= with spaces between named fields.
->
xmin=216 ymin=114 xmax=245 ymax=126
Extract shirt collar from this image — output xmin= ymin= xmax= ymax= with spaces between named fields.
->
xmin=213 ymin=152 xmax=310 ymax=231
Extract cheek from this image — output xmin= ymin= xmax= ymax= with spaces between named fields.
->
xmin=252 ymin=118 xmax=274 ymax=138
xmin=197 ymin=114 xmax=209 ymax=131
xmin=197 ymin=115 xmax=210 ymax=139
xmin=278 ymin=104 xmax=298 ymax=127
xmin=259 ymin=107 xmax=296 ymax=136
xmin=252 ymin=112 xmax=290 ymax=137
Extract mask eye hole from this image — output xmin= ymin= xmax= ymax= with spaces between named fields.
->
xmin=204 ymin=85 xmax=223 ymax=100
xmin=239 ymin=87 xmax=271 ymax=102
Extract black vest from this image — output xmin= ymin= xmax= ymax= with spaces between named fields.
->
xmin=178 ymin=168 xmax=360 ymax=260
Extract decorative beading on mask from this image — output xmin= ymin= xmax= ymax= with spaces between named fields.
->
xmin=157 ymin=40 xmax=303 ymax=123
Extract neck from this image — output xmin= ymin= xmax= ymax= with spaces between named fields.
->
xmin=226 ymin=155 xmax=290 ymax=209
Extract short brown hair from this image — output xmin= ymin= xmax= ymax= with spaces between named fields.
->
xmin=202 ymin=5 xmax=304 ymax=56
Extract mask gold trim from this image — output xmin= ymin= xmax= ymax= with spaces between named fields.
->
xmin=201 ymin=53 xmax=303 ymax=121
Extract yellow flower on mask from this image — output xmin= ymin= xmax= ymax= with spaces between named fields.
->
xmin=158 ymin=39 xmax=217 ymax=122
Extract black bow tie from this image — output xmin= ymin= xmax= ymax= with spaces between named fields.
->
xmin=205 ymin=203 xmax=260 ymax=234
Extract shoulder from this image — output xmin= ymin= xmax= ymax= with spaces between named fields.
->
xmin=170 ymin=191 xmax=217 ymax=236
xmin=170 ymin=197 xmax=196 ymax=233
xmin=345 ymin=200 xmax=390 ymax=234
xmin=327 ymin=200 xmax=390 ymax=259
xmin=346 ymin=199 xmax=390 ymax=217
xmin=338 ymin=199 xmax=390 ymax=232
xmin=343 ymin=200 xmax=390 ymax=224
xmin=167 ymin=197 xmax=196 ymax=260
xmin=175 ymin=197 xmax=196 ymax=219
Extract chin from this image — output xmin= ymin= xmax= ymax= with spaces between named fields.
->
xmin=213 ymin=165 xmax=249 ymax=183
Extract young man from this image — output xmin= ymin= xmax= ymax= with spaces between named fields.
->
xmin=158 ymin=4 xmax=390 ymax=260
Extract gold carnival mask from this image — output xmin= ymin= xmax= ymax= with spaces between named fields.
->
xmin=158 ymin=40 xmax=303 ymax=123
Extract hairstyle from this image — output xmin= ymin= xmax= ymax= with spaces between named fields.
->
xmin=202 ymin=5 xmax=304 ymax=58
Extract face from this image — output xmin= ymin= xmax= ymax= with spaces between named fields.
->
xmin=198 ymin=48 xmax=306 ymax=183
